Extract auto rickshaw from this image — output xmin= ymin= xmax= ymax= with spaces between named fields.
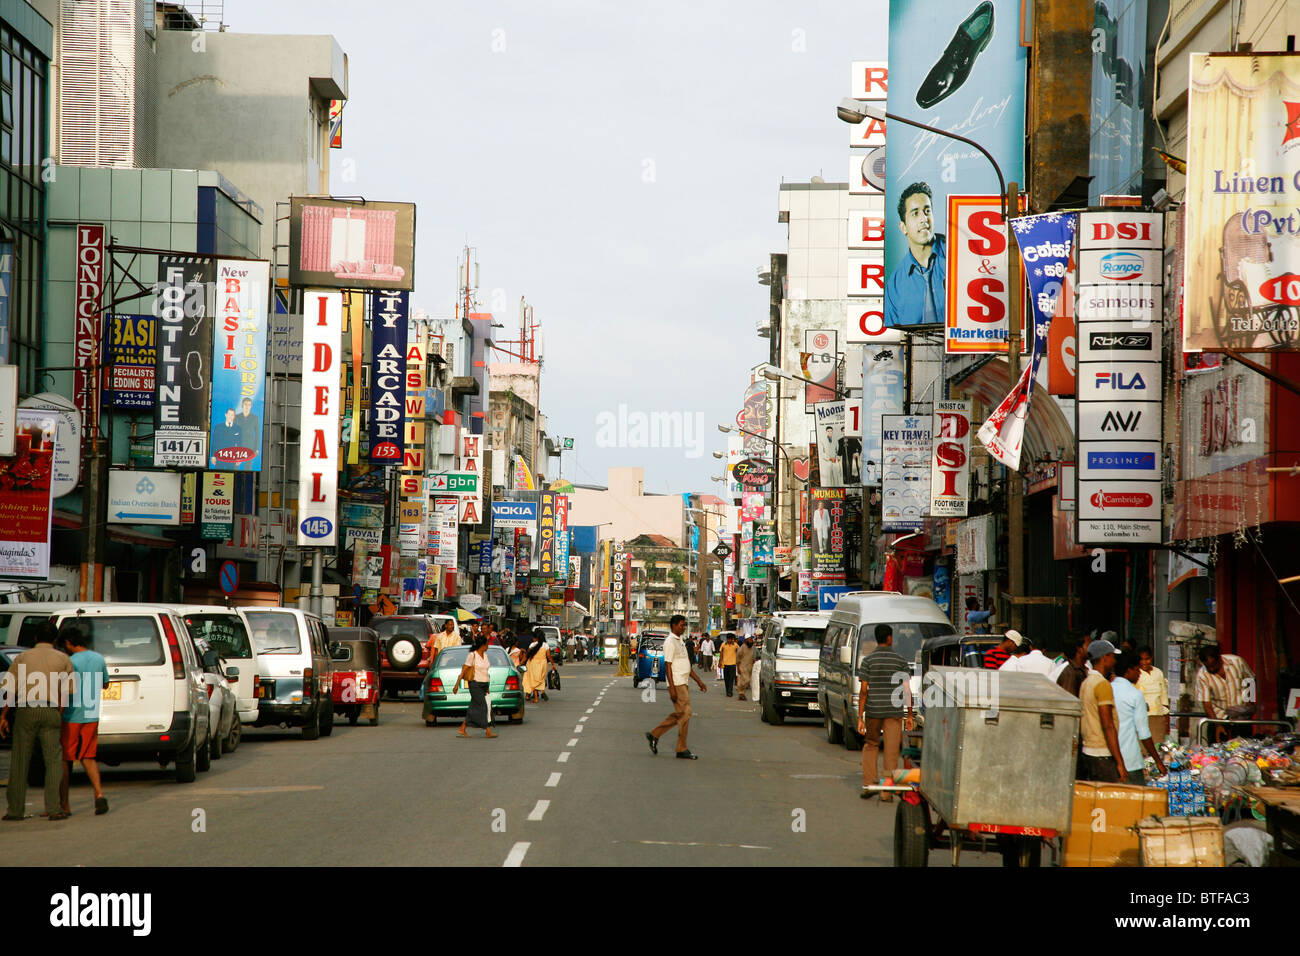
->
xmin=327 ymin=626 xmax=383 ymax=725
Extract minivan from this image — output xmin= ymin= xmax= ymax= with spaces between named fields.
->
xmin=757 ymin=611 xmax=830 ymax=724
xmin=817 ymin=592 xmax=955 ymax=749
xmin=240 ymin=607 xmax=334 ymax=739
xmin=40 ymin=604 xmax=214 ymax=783
xmin=168 ymin=605 xmax=259 ymax=726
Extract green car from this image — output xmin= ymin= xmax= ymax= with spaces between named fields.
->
xmin=422 ymin=645 xmax=526 ymax=726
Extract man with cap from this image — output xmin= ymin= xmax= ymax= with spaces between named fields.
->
xmin=1077 ymin=638 xmax=1126 ymax=782
xmin=983 ymin=629 xmax=1023 ymax=670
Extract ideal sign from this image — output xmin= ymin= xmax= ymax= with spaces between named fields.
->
xmin=929 ymin=400 xmax=971 ymax=517
xmin=297 ymin=290 xmax=342 ymax=545
xmin=945 ymin=195 xmax=1026 ymax=354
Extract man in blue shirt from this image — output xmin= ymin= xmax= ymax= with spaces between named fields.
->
xmin=1111 ymin=651 xmax=1166 ymax=786
xmin=885 ymin=182 xmax=947 ymax=328
xmin=59 ymin=624 xmax=110 ymax=816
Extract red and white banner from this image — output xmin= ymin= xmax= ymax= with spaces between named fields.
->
xmin=297 ymin=290 xmax=342 ymax=546
xmin=930 ymin=400 xmax=971 ymax=517
xmin=74 ymin=224 xmax=105 ymax=434
xmin=802 ymin=330 xmax=838 ymax=412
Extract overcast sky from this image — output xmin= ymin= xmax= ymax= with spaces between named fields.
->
xmin=233 ymin=0 xmax=887 ymax=494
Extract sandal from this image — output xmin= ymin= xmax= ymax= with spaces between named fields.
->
xmin=456 ymin=731 xmax=470 ymax=738
xmin=46 ymin=811 xmax=70 ymax=821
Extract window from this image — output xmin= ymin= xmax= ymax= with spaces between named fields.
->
xmin=856 ymin=622 xmax=955 ymax=668
xmin=57 ymin=616 xmax=164 ymax=667
xmin=183 ymin=614 xmax=252 ymax=659
xmin=244 ymin=612 xmax=303 ymax=655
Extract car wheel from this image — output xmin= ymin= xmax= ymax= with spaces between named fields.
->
xmin=348 ymin=709 xmax=359 ymax=726
xmin=759 ymin=689 xmax=770 ymax=723
xmin=894 ymin=798 xmax=930 ymax=867
xmin=175 ymin=737 xmax=197 ymax=783
xmin=225 ymin=720 xmax=240 ymax=754
xmin=301 ymin=702 xmax=321 ymax=740
xmin=386 ymin=636 xmax=421 ymax=672
xmin=369 ymin=703 xmax=379 ymax=727
xmin=196 ymin=728 xmax=212 ymax=772
xmin=843 ymin=707 xmax=862 ymax=750
xmin=824 ymin=707 xmax=843 ymax=745
xmin=510 ymin=702 xmax=525 ymax=724
xmin=211 ymin=726 xmax=223 ymax=760
xmin=319 ymin=698 xmax=335 ymax=737
xmin=764 ymin=691 xmax=784 ymax=726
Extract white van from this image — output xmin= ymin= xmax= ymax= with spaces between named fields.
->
xmin=817 ymin=592 xmax=955 ymax=749
xmin=167 ymin=605 xmax=259 ymax=725
xmin=45 ymin=604 xmax=214 ymax=782
xmin=240 ymin=607 xmax=334 ymax=739
xmin=757 ymin=611 xmax=831 ymax=724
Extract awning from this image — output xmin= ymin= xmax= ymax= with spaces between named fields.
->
xmin=949 ymin=358 xmax=1075 ymax=465
xmin=108 ymin=526 xmax=178 ymax=549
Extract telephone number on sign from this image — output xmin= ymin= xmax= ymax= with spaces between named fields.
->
xmin=1230 ymin=315 xmax=1299 ymax=333
xmin=156 ymin=439 xmax=203 ymax=454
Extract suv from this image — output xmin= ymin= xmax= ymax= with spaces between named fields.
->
xmin=37 ymin=604 xmax=214 ymax=783
xmin=240 ymin=608 xmax=334 ymax=739
xmin=758 ymin=611 xmax=830 ymax=724
xmin=371 ymin=614 xmax=453 ymax=696
xmin=817 ymin=592 xmax=955 ymax=750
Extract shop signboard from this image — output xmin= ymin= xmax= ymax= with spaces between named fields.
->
xmin=930 ymin=400 xmax=971 ymax=517
xmin=368 ymin=289 xmax=408 ymax=463
xmin=861 ymin=346 xmax=905 ymax=486
xmin=74 ymin=225 xmax=105 ymax=432
xmin=809 ymin=487 xmax=846 ymax=580
xmin=200 ymin=471 xmax=234 ymax=540
xmin=946 ymin=195 xmax=1026 ymax=353
xmin=208 ymin=259 xmax=269 ymax=470
xmin=881 ymin=413 xmax=930 ymax=531
xmin=154 ymin=256 xmax=214 ymax=467
xmin=297 ymin=290 xmax=342 ymax=546
xmin=0 ymin=407 xmax=57 ymax=577
xmin=802 ymin=330 xmax=838 ymax=411
xmin=107 ymin=313 xmax=156 ymax=409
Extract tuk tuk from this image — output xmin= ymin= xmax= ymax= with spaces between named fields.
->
xmin=327 ymin=626 xmax=383 ymax=725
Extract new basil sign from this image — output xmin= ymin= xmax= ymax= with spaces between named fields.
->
xmin=734 ymin=458 xmax=774 ymax=487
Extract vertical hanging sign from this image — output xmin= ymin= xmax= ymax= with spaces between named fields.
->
xmin=369 ymin=290 xmax=408 ymax=463
xmin=930 ymin=399 xmax=972 ymax=517
xmin=399 ymin=318 xmax=426 ymax=496
xmin=537 ymin=491 xmax=557 ymax=576
xmin=73 ymin=225 xmax=105 ymax=435
xmin=297 ymin=290 xmax=342 ymax=545
xmin=154 ymin=256 xmax=214 ymax=467
xmin=208 ymin=259 xmax=269 ymax=470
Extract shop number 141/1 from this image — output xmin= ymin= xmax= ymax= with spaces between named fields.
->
xmin=156 ymin=439 xmax=202 ymax=454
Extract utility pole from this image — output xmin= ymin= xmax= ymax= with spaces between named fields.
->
xmin=770 ymin=376 xmax=780 ymax=613
xmin=1005 ymin=182 xmax=1024 ymax=632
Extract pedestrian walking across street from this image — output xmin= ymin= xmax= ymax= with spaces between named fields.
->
xmin=0 ymin=621 xmax=73 ymax=821
xmin=698 ymin=635 xmax=714 ymax=672
xmin=523 ymin=630 xmax=550 ymax=703
xmin=58 ymin=624 xmax=110 ymax=816
xmin=646 ymin=615 xmax=707 ymax=759
xmin=719 ymin=632 xmax=739 ymax=697
xmin=453 ymin=636 xmax=497 ymax=739
xmin=736 ymin=637 xmax=754 ymax=701
xmin=857 ymin=624 xmax=913 ymax=801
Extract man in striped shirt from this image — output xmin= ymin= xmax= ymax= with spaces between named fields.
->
xmin=1194 ymin=645 xmax=1255 ymax=740
xmin=856 ymin=624 xmax=914 ymax=802
xmin=983 ymin=629 xmax=1023 ymax=669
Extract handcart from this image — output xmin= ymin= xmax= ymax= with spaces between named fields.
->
xmin=869 ymin=667 xmax=1082 ymax=867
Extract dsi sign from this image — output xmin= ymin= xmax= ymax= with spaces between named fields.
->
xmin=818 ymin=585 xmax=850 ymax=611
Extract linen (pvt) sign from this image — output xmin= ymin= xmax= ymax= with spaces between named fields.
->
xmin=1183 ymin=53 xmax=1300 ymax=352
xmin=368 ymin=289 xmax=408 ymax=463
xmin=1075 ymin=210 xmax=1164 ymax=545
xmin=297 ymin=290 xmax=342 ymax=546
xmin=209 ymin=259 xmax=269 ymax=470
xmin=930 ymin=400 xmax=971 ymax=517
xmin=154 ymin=256 xmax=213 ymax=467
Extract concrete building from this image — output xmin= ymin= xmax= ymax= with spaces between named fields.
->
xmin=567 ymin=467 xmax=685 ymax=549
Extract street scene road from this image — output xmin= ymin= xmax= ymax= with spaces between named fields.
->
xmin=5 ymin=663 xmax=997 ymax=867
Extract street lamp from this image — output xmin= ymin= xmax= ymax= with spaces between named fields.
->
xmin=762 ymin=366 xmax=851 ymax=401
xmin=836 ymin=95 xmax=1025 ymax=630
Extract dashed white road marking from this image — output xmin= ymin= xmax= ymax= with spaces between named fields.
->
xmin=567 ymin=738 xmax=579 ymax=747
xmin=503 ymin=842 xmax=531 ymax=866
xmin=579 ymin=716 xmax=588 ymax=723
xmin=586 ymin=708 xmax=594 ymax=714
xmin=527 ymin=800 xmax=550 ymax=821
xmin=557 ymin=752 xmax=570 ymax=763
xmin=573 ymin=725 xmax=584 ymax=733
xmin=545 ymin=772 xmax=562 ymax=787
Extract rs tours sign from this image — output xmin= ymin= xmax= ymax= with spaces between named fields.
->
xmin=297 ymin=290 xmax=342 ymax=546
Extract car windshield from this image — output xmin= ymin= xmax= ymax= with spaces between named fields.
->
xmin=857 ymin=622 xmax=954 ymax=664
xmin=244 ymin=612 xmax=302 ymax=654
xmin=779 ymin=626 xmax=825 ymax=650
xmin=373 ymin=619 xmax=428 ymax=640
xmin=436 ymin=646 xmax=510 ymax=670
xmin=59 ymin=616 xmax=164 ymax=666
xmin=183 ymin=613 xmax=252 ymax=659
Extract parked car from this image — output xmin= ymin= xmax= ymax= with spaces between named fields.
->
xmin=189 ymin=636 xmax=239 ymax=762
xmin=240 ymin=607 xmax=334 ymax=739
xmin=169 ymin=605 xmax=259 ymax=729
xmin=0 ymin=605 xmax=62 ymax=646
xmin=26 ymin=604 xmax=215 ymax=783
xmin=327 ymin=626 xmax=383 ymax=726
xmin=817 ymin=592 xmax=955 ymax=750
xmin=633 ymin=632 xmax=668 ymax=686
xmin=421 ymin=644 xmax=525 ymax=725
xmin=757 ymin=611 xmax=831 ymax=725
xmin=370 ymin=614 xmax=441 ymax=697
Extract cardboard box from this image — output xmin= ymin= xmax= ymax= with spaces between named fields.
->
xmin=1138 ymin=816 xmax=1225 ymax=867
xmin=1063 ymin=781 xmax=1169 ymax=867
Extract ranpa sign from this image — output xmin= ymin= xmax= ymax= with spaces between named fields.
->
xmin=733 ymin=458 xmax=774 ymax=487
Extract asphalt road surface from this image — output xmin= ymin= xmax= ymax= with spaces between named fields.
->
xmin=1 ymin=662 xmax=1003 ymax=866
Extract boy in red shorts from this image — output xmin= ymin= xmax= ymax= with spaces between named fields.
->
xmin=59 ymin=624 xmax=109 ymax=816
